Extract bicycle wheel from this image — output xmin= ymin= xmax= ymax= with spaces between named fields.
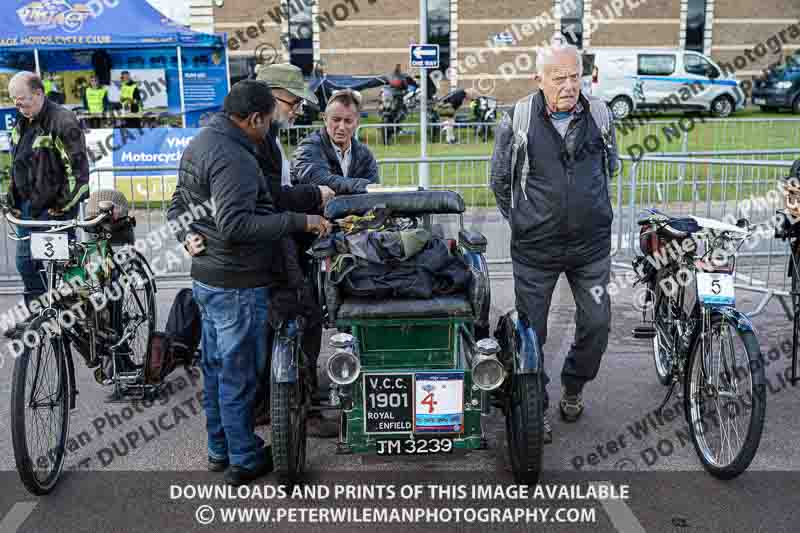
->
xmin=117 ymin=253 xmax=156 ymax=367
xmin=683 ymin=313 xmax=766 ymax=479
xmin=10 ymin=322 xmax=71 ymax=495
xmin=651 ymin=282 xmax=674 ymax=386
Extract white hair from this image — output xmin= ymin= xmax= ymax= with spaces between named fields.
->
xmin=536 ymin=34 xmax=582 ymax=76
xmin=7 ymin=71 xmax=39 ymax=94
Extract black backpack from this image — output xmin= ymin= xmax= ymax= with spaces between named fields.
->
xmin=144 ymin=289 xmax=202 ymax=384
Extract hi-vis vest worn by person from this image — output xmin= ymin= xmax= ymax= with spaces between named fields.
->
xmin=43 ymin=79 xmax=53 ymax=94
xmin=85 ymin=86 xmax=107 ymax=113
xmin=120 ymin=83 xmax=137 ymax=105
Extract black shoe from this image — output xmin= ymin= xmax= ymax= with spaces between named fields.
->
xmin=208 ymin=456 xmax=229 ymax=472
xmin=224 ymin=451 xmax=274 ymax=486
xmin=559 ymin=386 xmax=584 ymax=423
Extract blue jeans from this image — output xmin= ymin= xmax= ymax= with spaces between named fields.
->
xmin=15 ymin=201 xmax=77 ymax=306
xmin=192 ymin=281 xmax=270 ymax=470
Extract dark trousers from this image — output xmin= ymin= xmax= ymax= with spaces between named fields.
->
xmin=513 ymin=253 xmax=611 ymax=409
xmin=15 ymin=201 xmax=78 ymax=307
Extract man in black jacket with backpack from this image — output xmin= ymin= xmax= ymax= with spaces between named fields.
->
xmin=490 ymin=38 xmax=618 ymax=444
xmin=168 ymin=80 xmax=331 ymax=486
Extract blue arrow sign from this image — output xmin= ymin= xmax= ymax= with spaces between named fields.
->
xmin=410 ymin=44 xmax=440 ymax=68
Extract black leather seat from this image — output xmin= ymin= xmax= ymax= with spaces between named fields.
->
xmin=337 ymin=295 xmax=473 ymax=320
xmin=324 ymin=190 xmax=465 ymax=220
xmin=638 ymin=209 xmax=701 ymax=238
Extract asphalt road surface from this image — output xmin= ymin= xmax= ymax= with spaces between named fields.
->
xmin=0 ymin=274 xmax=798 ymax=533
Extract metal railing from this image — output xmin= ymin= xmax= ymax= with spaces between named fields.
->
xmin=0 ymin=150 xmax=798 ymax=316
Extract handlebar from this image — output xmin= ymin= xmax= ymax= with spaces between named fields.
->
xmin=3 ymin=209 xmax=110 ymax=231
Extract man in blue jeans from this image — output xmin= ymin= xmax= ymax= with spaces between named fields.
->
xmin=168 ymin=80 xmax=331 ymax=486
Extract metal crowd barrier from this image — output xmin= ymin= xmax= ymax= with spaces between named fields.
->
xmin=613 ymin=155 xmax=797 ymax=317
xmin=0 ymin=153 xmax=798 ymax=314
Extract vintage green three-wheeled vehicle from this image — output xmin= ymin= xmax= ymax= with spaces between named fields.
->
xmin=268 ymin=190 xmax=546 ymax=485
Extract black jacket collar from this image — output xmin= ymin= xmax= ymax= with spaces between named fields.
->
xmin=207 ymin=113 xmax=259 ymax=157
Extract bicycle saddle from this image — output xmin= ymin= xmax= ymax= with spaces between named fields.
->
xmin=637 ymin=209 xmax=701 ymax=238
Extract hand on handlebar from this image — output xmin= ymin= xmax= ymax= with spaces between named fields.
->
xmin=305 ymin=215 xmax=332 ymax=237
xmin=318 ymin=186 xmax=335 ymax=207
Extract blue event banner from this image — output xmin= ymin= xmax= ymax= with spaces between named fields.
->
xmin=111 ymin=127 xmax=200 ymax=173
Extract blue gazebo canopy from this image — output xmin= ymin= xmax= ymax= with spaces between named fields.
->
xmin=0 ymin=0 xmax=223 ymax=50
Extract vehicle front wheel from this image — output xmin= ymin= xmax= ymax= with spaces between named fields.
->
xmin=505 ymin=373 xmax=544 ymax=485
xmin=793 ymin=95 xmax=800 ymax=115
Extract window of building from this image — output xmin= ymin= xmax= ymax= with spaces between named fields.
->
xmin=289 ymin=0 xmax=314 ymax=76
xmin=685 ymin=0 xmax=707 ymax=53
xmin=638 ymin=55 xmax=676 ymax=76
xmin=229 ymin=56 xmax=257 ymax=84
xmin=561 ymin=0 xmax=584 ymax=48
xmin=428 ymin=0 xmax=451 ymax=73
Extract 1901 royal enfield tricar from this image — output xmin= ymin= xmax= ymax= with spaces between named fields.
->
xmin=268 ymin=189 xmax=548 ymax=485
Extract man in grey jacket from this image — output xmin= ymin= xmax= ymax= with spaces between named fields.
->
xmin=490 ymin=39 xmax=618 ymax=443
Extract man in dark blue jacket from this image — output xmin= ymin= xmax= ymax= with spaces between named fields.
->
xmin=292 ymin=89 xmax=379 ymax=194
xmin=167 ymin=80 xmax=330 ymax=486
xmin=490 ymin=40 xmax=618 ymax=444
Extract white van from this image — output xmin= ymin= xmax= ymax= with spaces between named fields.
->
xmin=584 ymin=48 xmax=745 ymax=119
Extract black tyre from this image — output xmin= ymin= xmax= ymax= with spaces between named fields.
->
xmin=793 ymin=95 xmax=800 ymax=115
xmin=683 ymin=313 xmax=766 ymax=479
xmin=11 ymin=322 xmax=70 ymax=495
xmin=711 ymin=95 xmax=734 ymax=118
xmin=651 ymin=282 xmax=674 ymax=386
xmin=610 ymin=96 xmax=633 ymax=120
xmin=270 ymin=332 xmax=308 ymax=482
xmin=505 ymin=373 xmax=544 ymax=485
xmin=115 ymin=253 xmax=157 ymax=368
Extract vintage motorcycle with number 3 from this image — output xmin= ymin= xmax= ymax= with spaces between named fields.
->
xmin=2 ymin=191 xmax=159 ymax=495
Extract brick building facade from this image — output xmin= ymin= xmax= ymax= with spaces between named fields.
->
xmin=190 ymin=0 xmax=800 ymax=105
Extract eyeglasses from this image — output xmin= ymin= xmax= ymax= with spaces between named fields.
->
xmin=274 ymin=96 xmax=303 ymax=112
xmin=329 ymin=89 xmax=363 ymax=108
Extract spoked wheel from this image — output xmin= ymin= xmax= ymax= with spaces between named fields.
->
xmin=11 ymin=320 xmax=71 ymax=495
xmin=684 ymin=313 xmax=766 ymax=479
xmin=116 ymin=253 xmax=156 ymax=369
xmin=651 ymin=284 xmax=675 ymax=386
xmin=270 ymin=328 xmax=308 ymax=482
xmin=505 ymin=373 xmax=544 ymax=485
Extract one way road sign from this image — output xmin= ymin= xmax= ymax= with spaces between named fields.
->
xmin=410 ymin=44 xmax=439 ymax=68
